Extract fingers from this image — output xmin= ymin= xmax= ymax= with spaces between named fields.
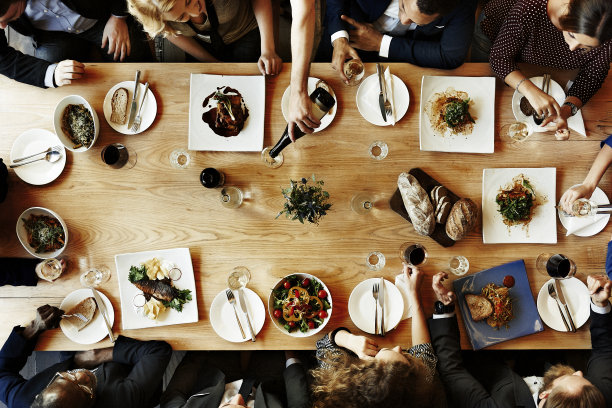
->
xmin=257 ymin=58 xmax=266 ymax=76
xmin=340 ymin=14 xmax=359 ymax=27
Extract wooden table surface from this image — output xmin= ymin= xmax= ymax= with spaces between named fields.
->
xmin=1 ymin=62 xmax=611 ymax=351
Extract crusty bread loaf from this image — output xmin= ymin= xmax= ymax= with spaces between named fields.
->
xmin=63 ymin=297 xmax=96 ymax=332
xmin=430 ymin=185 xmax=452 ymax=224
xmin=110 ymin=87 xmax=128 ymax=125
xmin=397 ymin=172 xmax=435 ymax=236
xmin=465 ymin=294 xmax=493 ymax=321
xmin=445 ymin=198 xmax=478 ymax=241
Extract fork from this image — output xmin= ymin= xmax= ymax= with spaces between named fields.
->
xmin=372 ymin=283 xmax=379 ymax=335
xmin=381 ymin=70 xmax=393 ymax=120
xmin=130 ymin=82 xmax=149 ymax=133
xmin=61 ymin=313 xmax=88 ymax=322
xmin=13 ymin=145 xmax=62 ymax=163
xmin=547 ymin=282 xmax=570 ymax=331
xmin=225 ymin=289 xmax=246 ymax=339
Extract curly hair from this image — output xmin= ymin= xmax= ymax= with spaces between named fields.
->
xmin=127 ymin=0 xmax=181 ymax=38
xmin=559 ymin=0 xmax=612 ymax=43
xmin=310 ymin=351 xmax=435 ymax=408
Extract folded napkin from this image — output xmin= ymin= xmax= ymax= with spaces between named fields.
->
xmin=384 ymin=67 xmax=396 ymax=125
xmin=394 ymin=273 xmax=413 ymax=320
xmin=567 ymin=110 xmax=586 ymax=137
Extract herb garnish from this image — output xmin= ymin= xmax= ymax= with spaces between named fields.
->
xmin=277 ymin=175 xmax=331 ymax=224
xmin=444 ymin=99 xmax=475 ymax=128
xmin=213 ymin=92 xmax=236 ymax=121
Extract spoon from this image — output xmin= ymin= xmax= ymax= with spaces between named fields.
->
xmin=10 ymin=150 xmax=62 ymax=168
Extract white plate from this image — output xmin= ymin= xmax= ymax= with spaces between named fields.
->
xmin=348 ymin=278 xmax=404 ymax=335
xmin=419 ymin=76 xmax=495 ymax=153
xmin=188 ymin=74 xmax=264 ymax=151
xmin=536 ymin=278 xmax=590 ymax=332
xmin=16 ymin=206 xmax=68 ymax=259
xmin=210 ymin=288 xmax=265 ymax=342
xmin=10 ymin=129 xmax=66 ymax=185
xmin=281 ymin=77 xmax=338 ymax=132
xmin=59 ymin=288 xmax=114 ymax=345
xmin=482 ymin=168 xmax=557 ymax=244
xmin=103 ymin=81 xmax=157 ymax=135
xmin=559 ymin=186 xmax=610 ymax=237
xmin=356 ymin=74 xmax=409 ymax=126
xmin=115 ymin=248 xmax=198 ymax=330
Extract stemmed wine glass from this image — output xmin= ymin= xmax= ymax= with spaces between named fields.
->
xmin=80 ymin=266 xmax=111 ymax=287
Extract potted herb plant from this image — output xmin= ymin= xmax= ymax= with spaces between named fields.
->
xmin=277 ymin=175 xmax=331 ymax=224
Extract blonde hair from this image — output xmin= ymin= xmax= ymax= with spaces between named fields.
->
xmin=127 ymin=0 xmax=181 ymax=38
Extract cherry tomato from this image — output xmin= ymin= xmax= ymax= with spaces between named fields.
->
xmin=302 ymin=278 xmax=310 ymax=287
xmin=283 ymin=280 xmax=291 ymax=289
xmin=317 ymin=289 xmax=327 ymax=299
xmin=318 ymin=310 xmax=328 ymax=319
xmin=294 ymin=289 xmax=300 ymax=298
xmin=308 ymin=320 xmax=315 ymax=329
xmin=273 ymin=309 xmax=282 ymax=319
xmin=288 ymin=321 xmax=296 ymax=328
xmin=289 ymin=306 xmax=295 ymax=316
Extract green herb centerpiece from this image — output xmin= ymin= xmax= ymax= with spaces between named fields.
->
xmin=277 ymin=175 xmax=331 ymax=224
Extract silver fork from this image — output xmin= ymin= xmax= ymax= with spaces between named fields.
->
xmin=547 ymin=282 xmax=570 ymax=331
xmin=13 ymin=145 xmax=62 ymax=163
xmin=130 ymin=82 xmax=149 ymax=133
xmin=61 ymin=313 xmax=88 ymax=322
xmin=372 ymin=283 xmax=379 ymax=335
xmin=225 ymin=289 xmax=246 ymax=339
xmin=380 ymin=70 xmax=393 ymax=120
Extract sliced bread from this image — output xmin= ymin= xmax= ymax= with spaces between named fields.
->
xmin=110 ymin=87 xmax=128 ymax=125
xmin=465 ymin=294 xmax=492 ymax=321
xmin=63 ymin=297 xmax=97 ymax=331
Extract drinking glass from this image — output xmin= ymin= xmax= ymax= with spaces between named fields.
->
xmin=399 ymin=243 xmax=428 ymax=266
xmin=366 ymin=251 xmax=385 ymax=271
xmin=220 ymin=186 xmax=244 ymax=208
xmin=36 ymin=258 xmax=63 ymax=282
xmin=344 ymin=59 xmax=365 ymax=86
xmin=570 ymin=198 xmax=597 ymax=217
xmin=500 ymin=121 xmax=533 ymax=144
xmin=80 ymin=266 xmax=111 ymax=287
xmin=261 ymin=147 xmax=284 ymax=169
xmin=448 ymin=256 xmax=469 ymax=276
xmin=351 ymin=193 xmax=374 ymax=214
xmin=369 ymin=141 xmax=388 ymax=160
xmin=169 ymin=149 xmax=191 ymax=169
xmin=536 ymin=253 xmax=577 ymax=279
xmin=228 ymin=266 xmax=251 ymax=290
xmin=101 ymin=143 xmax=136 ymax=169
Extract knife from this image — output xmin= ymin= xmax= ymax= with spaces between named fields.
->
xmin=376 ymin=64 xmax=387 ymax=122
xmin=379 ymin=277 xmax=385 ymax=336
xmin=127 ymin=70 xmax=141 ymax=129
xmin=90 ymin=288 xmax=115 ymax=343
xmin=554 ymin=279 xmax=576 ymax=332
xmin=238 ymin=288 xmax=256 ymax=342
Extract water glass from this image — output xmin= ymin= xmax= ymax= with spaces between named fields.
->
xmin=369 ymin=141 xmax=388 ymax=160
xmin=36 ymin=258 xmax=63 ymax=282
xmin=170 ymin=149 xmax=191 ymax=169
xmin=536 ymin=253 xmax=577 ymax=279
xmin=449 ymin=256 xmax=469 ymax=276
xmin=261 ymin=147 xmax=284 ymax=169
xmin=101 ymin=143 xmax=136 ymax=169
xmin=80 ymin=266 xmax=111 ymax=287
xmin=571 ymin=198 xmax=597 ymax=217
xmin=344 ymin=59 xmax=365 ymax=86
xmin=500 ymin=122 xmax=533 ymax=144
xmin=366 ymin=251 xmax=385 ymax=271
xmin=228 ymin=266 xmax=251 ymax=290
xmin=221 ymin=186 xmax=244 ymax=208
xmin=351 ymin=193 xmax=374 ymax=214
xmin=399 ymin=243 xmax=428 ymax=266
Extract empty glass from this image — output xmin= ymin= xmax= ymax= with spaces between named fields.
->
xmin=170 ymin=149 xmax=191 ymax=169
xmin=351 ymin=193 xmax=374 ymax=214
xmin=221 ymin=186 xmax=244 ymax=208
xmin=369 ymin=141 xmax=388 ymax=160
xmin=228 ymin=266 xmax=251 ymax=290
xmin=448 ymin=256 xmax=469 ymax=276
xmin=399 ymin=243 xmax=427 ymax=266
xmin=80 ymin=266 xmax=111 ymax=287
xmin=366 ymin=251 xmax=385 ymax=271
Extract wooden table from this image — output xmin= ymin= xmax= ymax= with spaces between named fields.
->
xmin=1 ymin=62 xmax=611 ymax=351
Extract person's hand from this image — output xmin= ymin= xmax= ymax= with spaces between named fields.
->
xmin=287 ymin=87 xmax=320 ymax=141
xmin=102 ymin=15 xmax=131 ymax=61
xmin=331 ymin=37 xmax=360 ymax=85
xmin=22 ymin=305 xmax=63 ymax=340
xmin=542 ymin=103 xmax=570 ymax=134
xmin=403 ymin=263 xmax=423 ymax=299
xmin=53 ymin=60 xmax=85 ymax=86
xmin=345 ymin=334 xmax=379 ymax=360
xmin=587 ymin=274 xmax=611 ymax=308
xmin=341 ymin=15 xmax=382 ymax=52
xmin=432 ymin=272 xmax=456 ymax=305
xmin=559 ymin=184 xmax=595 ymax=214
xmin=525 ymin=87 xmax=562 ymax=122
xmin=258 ymin=51 xmax=283 ymax=76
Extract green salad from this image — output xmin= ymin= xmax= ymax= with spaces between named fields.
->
xmin=272 ymin=275 xmax=331 ymax=333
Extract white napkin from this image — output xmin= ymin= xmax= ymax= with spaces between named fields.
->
xmin=563 ymin=80 xmax=586 ymax=137
xmin=394 ymin=273 xmax=413 ymax=320
xmin=384 ymin=67 xmax=396 ymax=125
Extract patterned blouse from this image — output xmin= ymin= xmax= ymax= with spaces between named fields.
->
xmin=481 ymin=0 xmax=612 ymax=105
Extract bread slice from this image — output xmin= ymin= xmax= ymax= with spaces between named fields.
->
xmin=465 ymin=294 xmax=492 ymax=321
xmin=63 ymin=297 xmax=96 ymax=331
xmin=110 ymin=87 xmax=128 ymax=125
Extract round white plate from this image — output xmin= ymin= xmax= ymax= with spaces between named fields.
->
xmin=512 ymin=76 xmax=564 ymax=133
xmin=210 ymin=288 xmax=265 ymax=343
xmin=103 ymin=81 xmax=157 ymax=134
xmin=536 ymin=278 xmax=590 ymax=332
xmin=60 ymin=288 xmax=114 ymax=345
xmin=558 ymin=186 xmax=610 ymax=237
xmin=281 ymin=77 xmax=337 ymax=133
xmin=348 ymin=278 xmax=404 ymax=334
xmin=10 ymin=129 xmax=66 ymax=185
xmin=356 ymin=74 xmax=409 ymax=126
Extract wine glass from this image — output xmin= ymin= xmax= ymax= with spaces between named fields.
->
xmin=220 ymin=187 xmax=244 ymax=208
xmin=351 ymin=193 xmax=374 ymax=214
xmin=366 ymin=251 xmax=385 ymax=271
xmin=228 ymin=266 xmax=251 ymax=290
xmin=80 ymin=266 xmax=111 ymax=287
xmin=369 ymin=141 xmax=388 ymax=160
xmin=448 ymin=256 xmax=469 ymax=276
xmin=500 ymin=121 xmax=533 ymax=144
xmin=399 ymin=243 xmax=428 ymax=266
xmin=261 ymin=147 xmax=284 ymax=169
xmin=36 ymin=258 xmax=63 ymax=282
xmin=101 ymin=143 xmax=137 ymax=169
xmin=169 ymin=149 xmax=191 ymax=169
xmin=344 ymin=59 xmax=365 ymax=86
xmin=536 ymin=253 xmax=576 ymax=279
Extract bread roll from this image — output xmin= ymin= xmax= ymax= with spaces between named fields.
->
xmin=110 ymin=87 xmax=128 ymax=125
xmin=445 ymin=198 xmax=478 ymax=241
xmin=62 ymin=297 xmax=96 ymax=332
xmin=397 ymin=173 xmax=435 ymax=236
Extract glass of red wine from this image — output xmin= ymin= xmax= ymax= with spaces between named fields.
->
xmin=399 ymin=243 xmax=428 ymax=266
xmin=536 ymin=253 xmax=577 ymax=279
xmin=101 ymin=143 xmax=136 ymax=169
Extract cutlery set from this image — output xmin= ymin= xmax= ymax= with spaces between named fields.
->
xmin=226 ymin=288 xmax=256 ymax=341
xmin=10 ymin=145 xmax=63 ymax=168
xmin=128 ymin=70 xmax=149 ymax=132
xmin=372 ymin=277 xmax=385 ymax=336
xmin=548 ymin=280 xmax=576 ymax=332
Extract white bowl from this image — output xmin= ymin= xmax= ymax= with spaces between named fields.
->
xmin=53 ymin=95 xmax=99 ymax=152
xmin=268 ymin=273 xmax=332 ymax=337
xmin=16 ymin=207 xmax=68 ymax=259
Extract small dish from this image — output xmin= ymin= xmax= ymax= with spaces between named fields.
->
xmin=536 ymin=278 xmax=590 ymax=332
xmin=348 ymin=278 xmax=404 ymax=335
xmin=53 ymin=95 xmax=99 ymax=152
xmin=103 ymin=81 xmax=157 ymax=135
xmin=10 ymin=129 xmax=66 ymax=185
xmin=16 ymin=206 xmax=68 ymax=259
xmin=210 ymin=288 xmax=265 ymax=342
xmin=356 ymin=74 xmax=409 ymax=126
xmin=59 ymin=288 xmax=114 ymax=345
xmin=281 ymin=77 xmax=337 ymax=133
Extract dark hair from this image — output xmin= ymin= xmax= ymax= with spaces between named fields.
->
xmin=416 ymin=0 xmax=461 ymax=16
xmin=0 ymin=0 xmax=21 ymax=18
xmin=559 ymin=0 xmax=612 ymax=43
xmin=544 ymin=384 xmax=605 ymax=408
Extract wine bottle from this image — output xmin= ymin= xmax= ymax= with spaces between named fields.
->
xmin=269 ymin=87 xmax=336 ymax=158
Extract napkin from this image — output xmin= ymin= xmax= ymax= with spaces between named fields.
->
xmin=394 ymin=273 xmax=413 ymax=320
xmin=567 ymin=110 xmax=586 ymax=137
xmin=384 ymin=67 xmax=396 ymax=125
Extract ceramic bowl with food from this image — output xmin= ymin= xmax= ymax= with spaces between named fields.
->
xmin=268 ymin=273 xmax=332 ymax=337
xmin=16 ymin=207 xmax=68 ymax=259
xmin=53 ymin=95 xmax=99 ymax=152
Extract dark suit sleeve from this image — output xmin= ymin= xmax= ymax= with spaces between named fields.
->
xmin=0 ymin=29 xmax=51 ymax=88
xmin=284 ymin=362 xmax=309 ymax=408
xmin=324 ymin=0 xmax=351 ymax=37
xmin=0 ymin=258 xmax=39 ymax=287
xmin=387 ymin=0 xmax=477 ymax=69
xmin=0 ymin=327 xmax=37 ymax=407
xmin=109 ymin=0 xmax=129 ymax=16
xmin=587 ymin=309 xmax=612 ymax=408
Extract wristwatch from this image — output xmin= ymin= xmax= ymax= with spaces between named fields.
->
xmin=434 ymin=301 xmax=455 ymax=314
xmin=563 ymin=101 xmax=579 ymax=116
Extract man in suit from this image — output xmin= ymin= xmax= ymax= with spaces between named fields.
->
xmin=160 ymin=350 xmax=309 ymax=408
xmin=0 ymin=0 xmax=151 ymax=88
xmin=428 ymin=271 xmax=612 ymax=408
xmin=319 ymin=0 xmax=477 ymax=84
xmin=0 ymin=304 xmax=172 ymax=408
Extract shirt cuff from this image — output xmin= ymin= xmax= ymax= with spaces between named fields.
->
xmin=330 ymin=30 xmax=349 ymax=46
xmin=379 ymin=35 xmax=393 ymax=58
xmin=433 ymin=312 xmax=456 ymax=319
xmin=45 ymin=64 xmax=57 ymax=88
xmin=111 ymin=14 xmax=127 ymax=19
xmin=591 ymin=301 xmax=611 ymax=314
xmin=285 ymin=357 xmax=301 ymax=368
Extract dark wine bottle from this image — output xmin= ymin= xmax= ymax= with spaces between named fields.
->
xmin=268 ymin=87 xmax=336 ymax=158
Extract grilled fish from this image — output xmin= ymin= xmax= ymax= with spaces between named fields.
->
xmin=132 ymin=278 xmax=175 ymax=302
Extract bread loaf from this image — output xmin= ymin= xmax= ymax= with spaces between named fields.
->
xmin=445 ymin=198 xmax=478 ymax=241
xmin=110 ymin=87 xmax=128 ymax=125
xmin=397 ymin=172 xmax=435 ymax=236
xmin=430 ymin=185 xmax=452 ymax=224
xmin=62 ymin=297 xmax=96 ymax=332
xmin=465 ymin=294 xmax=492 ymax=321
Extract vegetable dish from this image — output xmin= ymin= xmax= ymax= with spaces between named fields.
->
xmin=496 ymin=175 xmax=536 ymax=225
xmin=22 ymin=214 xmax=65 ymax=253
xmin=61 ymin=104 xmax=95 ymax=149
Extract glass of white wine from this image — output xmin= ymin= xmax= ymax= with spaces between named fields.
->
xmin=80 ymin=266 xmax=111 ymax=287
xmin=500 ymin=121 xmax=533 ymax=144
xmin=228 ymin=266 xmax=251 ymax=290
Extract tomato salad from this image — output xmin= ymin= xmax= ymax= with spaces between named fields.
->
xmin=272 ymin=275 xmax=331 ymax=333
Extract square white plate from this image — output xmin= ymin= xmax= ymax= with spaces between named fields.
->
xmin=115 ymin=248 xmax=198 ymax=330
xmin=419 ymin=76 xmax=495 ymax=153
xmin=188 ymin=74 xmax=264 ymax=151
xmin=482 ymin=168 xmax=557 ymax=244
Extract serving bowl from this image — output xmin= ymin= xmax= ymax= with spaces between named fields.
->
xmin=53 ymin=95 xmax=99 ymax=152
xmin=16 ymin=207 xmax=68 ymax=259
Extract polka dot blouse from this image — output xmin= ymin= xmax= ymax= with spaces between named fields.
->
xmin=481 ymin=0 xmax=612 ymax=105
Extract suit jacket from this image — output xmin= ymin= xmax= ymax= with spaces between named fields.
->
xmin=160 ymin=362 xmax=309 ymax=408
xmin=0 ymin=328 xmax=171 ymax=408
xmin=0 ymin=259 xmax=38 ymax=287
xmin=324 ymin=0 xmax=477 ymax=69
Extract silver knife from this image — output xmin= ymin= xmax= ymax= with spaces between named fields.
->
xmin=90 ymin=288 xmax=115 ymax=342
xmin=379 ymin=277 xmax=385 ymax=336
xmin=127 ymin=70 xmax=141 ymax=128
xmin=238 ymin=288 xmax=256 ymax=342
xmin=554 ymin=279 xmax=576 ymax=332
xmin=376 ymin=64 xmax=387 ymax=122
